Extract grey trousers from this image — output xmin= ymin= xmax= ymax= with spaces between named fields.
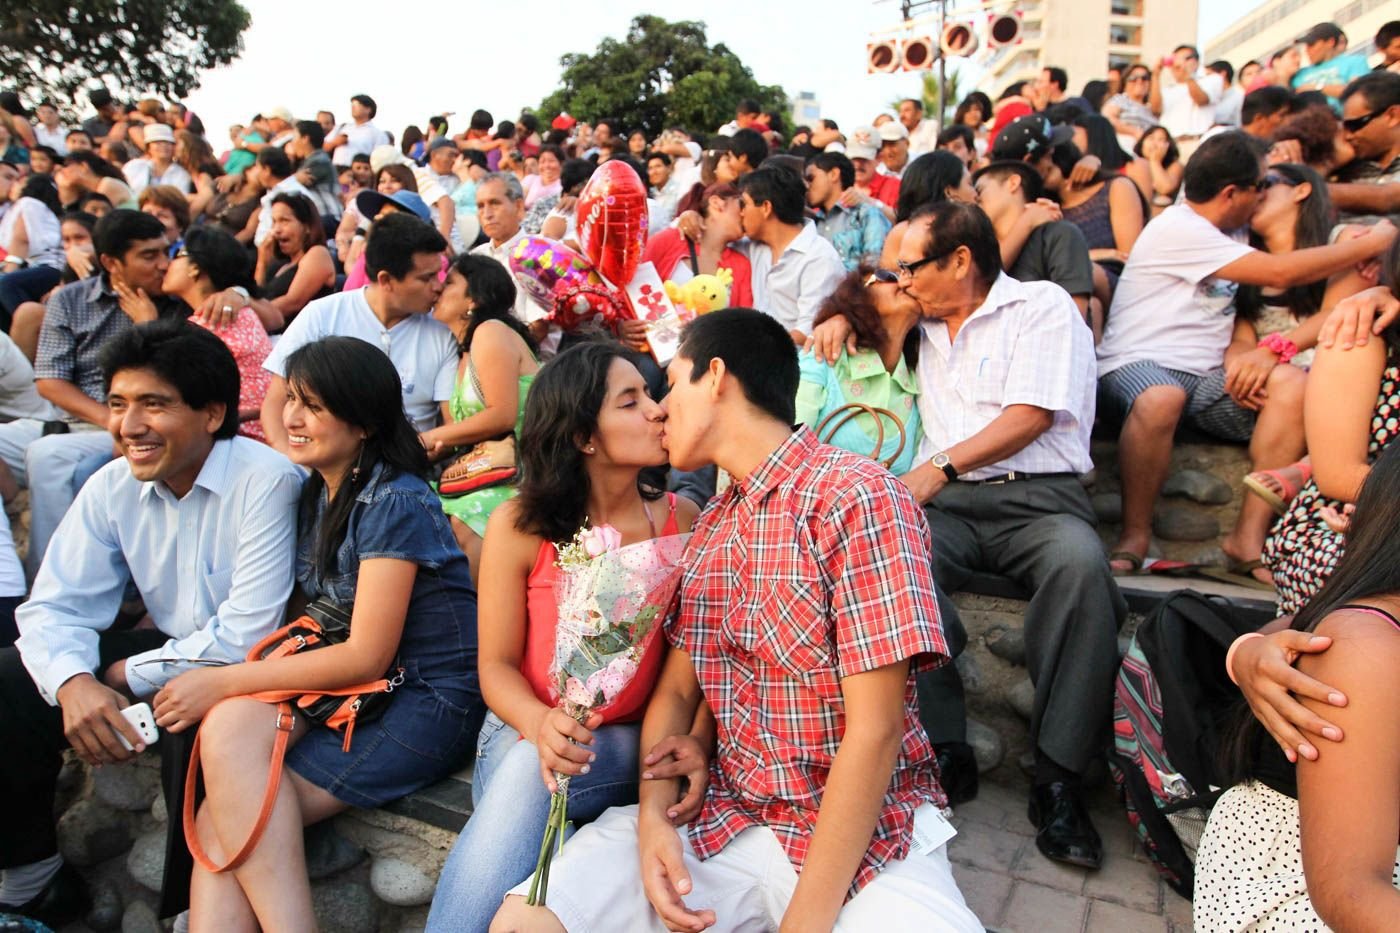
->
xmin=922 ymin=476 xmax=1125 ymax=776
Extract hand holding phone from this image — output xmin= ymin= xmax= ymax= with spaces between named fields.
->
xmin=117 ymin=702 xmax=159 ymax=752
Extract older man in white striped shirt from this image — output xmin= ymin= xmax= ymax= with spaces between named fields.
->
xmin=810 ymin=200 xmax=1124 ymax=874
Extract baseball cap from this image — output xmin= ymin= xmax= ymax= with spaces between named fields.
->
xmin=370 ymin=144 xmax=410 ymax=174
xmin=551 ymin=112 xmax=577 ymax=131
xmin=846 ymin=126 xmax=880 ymax=161
xmin=1296 ymin=22 xmax=1344 ymax=45
xmin=990 ymin=114 xmax=1071 ymax=161
xmin=265 ymin=105 xmax=294 ymax=123
xmin=878 ymin=122 xmax=910 ymax=143
xmin=356 ymin=189 xmax=431 ymax=222
xmin=142 ymin=123 xmax=176 ymax=146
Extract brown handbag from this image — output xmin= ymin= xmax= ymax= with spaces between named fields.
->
xmin=438 ymin=361 xmax=519 ymax=496
xmin=182 ymin=599 xmax=404 ymax=874
xmin=814 ymin=402 xmax=908 ymax=469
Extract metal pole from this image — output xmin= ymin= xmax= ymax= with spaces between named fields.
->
xmin=936 ymin=0 xmax=947 ymax=134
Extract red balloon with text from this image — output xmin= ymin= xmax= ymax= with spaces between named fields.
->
xmin=576 ymin=159 xmax=649 ymax=287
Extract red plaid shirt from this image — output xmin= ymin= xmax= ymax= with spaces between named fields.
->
xmin=666 ymin=427 xmax=949 ymax=898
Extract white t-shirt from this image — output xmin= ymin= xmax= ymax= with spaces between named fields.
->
xmin=0 ymin=197 xmax=62 ymax=268
xmin=1214 ymin=86 xmax=1243 ymax=127
xmin=1159 ymin=71 xmax=1224 ymax=138
xmin=262 ymin=287 xmax=457 ymax=432
xmin=1097 ymin=204 xmax=1254 ymax=377
xmin=34 ymin=124 xmax=68 ymax=156
xmin=122 ymin=159 xmax=193 ymax=196
xmin=332 ymin=121 xmax=390 ymax=167
xmin=908 ymin=118 xmax=940 ymax=158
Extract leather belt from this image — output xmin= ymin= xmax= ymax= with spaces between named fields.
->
xmin=956 ymin=471 xmax=1079 ymax=485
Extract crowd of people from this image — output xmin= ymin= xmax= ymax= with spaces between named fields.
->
xmin=0 ymin=15 xmax=1398 ymax=932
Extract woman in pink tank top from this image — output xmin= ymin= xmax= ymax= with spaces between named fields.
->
xmin=426 ymin=342 xmax=702 ymax=932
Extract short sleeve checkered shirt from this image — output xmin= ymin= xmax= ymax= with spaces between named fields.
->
xmin=666 ymin=427 xmax=949 ymax=899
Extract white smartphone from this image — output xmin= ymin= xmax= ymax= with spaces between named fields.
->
xmin=117 ymin=702 xmax=160 ymax=751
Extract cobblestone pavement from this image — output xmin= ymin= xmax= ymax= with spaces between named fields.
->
xmin=947 ymin=777 xmax=1194 ymax=932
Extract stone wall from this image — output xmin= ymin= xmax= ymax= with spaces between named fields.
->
xmin=1088 ymin=438 xmax=1254 ymax=566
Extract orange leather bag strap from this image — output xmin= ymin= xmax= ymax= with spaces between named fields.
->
xmin=183 ymin=699 xmax=295 ymax=874
xmin=814 ymin=402 xmax=908 ymax=469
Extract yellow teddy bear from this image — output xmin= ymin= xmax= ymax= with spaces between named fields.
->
xmin=664 ymin=267 xmax=733 ymax=317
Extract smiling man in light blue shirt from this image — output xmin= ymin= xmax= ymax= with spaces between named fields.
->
xmin=0 ymin=320 xmax=301 ymax=927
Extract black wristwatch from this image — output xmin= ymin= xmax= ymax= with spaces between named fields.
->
xmin=931 ymin=451 xmax=958 ymax=482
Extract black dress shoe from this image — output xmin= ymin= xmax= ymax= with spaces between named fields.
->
xmin=934 ymin=741 xmax=979 ymax=806
xmin=1028 ymin=781 xmax=1103 ymax=869
xmin=0 ymin=863 xmax=90 ymax=930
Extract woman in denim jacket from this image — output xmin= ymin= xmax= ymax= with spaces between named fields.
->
xmin=155 ymin=336 xmax=483 ymax=931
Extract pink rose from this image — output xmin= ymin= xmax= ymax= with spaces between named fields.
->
xmin=562 ymin=675 xmax=594 ymax=707
xmin=581 ymin=523 xmax=623 ymax=558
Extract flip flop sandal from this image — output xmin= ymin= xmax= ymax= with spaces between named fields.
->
xmin=1109 ymin=550 xmax=1144 ymax=577
xmin=1243 ymin=461 xmax=1313 ymax=515
xmin=1199 ymin=560 xmax=1277 ymax=592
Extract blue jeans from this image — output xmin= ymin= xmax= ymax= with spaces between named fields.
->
xmin=425 ymin=711 xmax=642 ymax=933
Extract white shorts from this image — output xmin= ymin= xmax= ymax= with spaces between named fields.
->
xmin=506 ymin=803 xmax=983 ymax=932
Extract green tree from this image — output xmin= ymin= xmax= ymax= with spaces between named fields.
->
xmin=1 ymin=0 xmax=250 ymax=109
xmin=538 ymin=15 xmax=786 ymax=136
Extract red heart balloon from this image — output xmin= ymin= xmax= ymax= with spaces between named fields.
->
xmin=576 ymin=159 xmax=649 ymax=287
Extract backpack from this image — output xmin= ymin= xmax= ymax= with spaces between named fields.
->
xmin=1106 ymin=589 xmax=1258 ymax=899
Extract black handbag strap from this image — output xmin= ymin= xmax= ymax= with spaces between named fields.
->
xmin=686 ymin=235 xmax=700 ymax=276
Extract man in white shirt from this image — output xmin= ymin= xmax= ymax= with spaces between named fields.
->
xmin=811 ymin=200 xmax=1123 ymax=870
xmin=1149 ymin=45 xmax=1224 ymax=150
xmin=469 ymin=173 xmax=550 ymax=340
xmin=899 ymin=97 xmax=941 ymax=157
xmin=878 ymin=121 xmax=911 ymax=179
xmin=326 ymin=94 xmax=389 ymax=169
xmin=1208 ymin=61 xmax=1243 ymax=126
xmin=261 ymin=212 xmax=456 ymax=447
xmin=733 ymin=167 xmax=845 ymax=341
xmin=32 ymin=101 xmax=67 ymax=156
xmin=1 ymin=320 xmax=301 ymax=927
xmin=121 ymin=123 xmax=192 ymax=196
xmin=1098 ymin=132 xmax=1396 ymax=580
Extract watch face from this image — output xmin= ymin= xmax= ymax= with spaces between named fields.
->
xmin=932 ymin=452 xmax=950 ymax=468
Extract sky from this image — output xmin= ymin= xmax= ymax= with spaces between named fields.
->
xmin=179 ymin=0 xmax=1267 ymax=147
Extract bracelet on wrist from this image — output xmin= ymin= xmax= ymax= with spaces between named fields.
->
xmin=1257 ymin=332 xmax=1299 ymax=365
xmin=1225 ymin=631 xmax=1265 ymax=686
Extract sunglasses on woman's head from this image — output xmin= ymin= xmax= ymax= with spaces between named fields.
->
xmin=864 ymin=269 xmax=899 ymax=286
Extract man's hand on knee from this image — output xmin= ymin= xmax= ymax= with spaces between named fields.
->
xmin=55 ymin=673 xmax=144 ymax=764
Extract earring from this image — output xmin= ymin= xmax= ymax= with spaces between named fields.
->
xmin=350 ymin=444 xmax=366 ymax=484
xmin=586 ymin=446 xmax=595 ymax=454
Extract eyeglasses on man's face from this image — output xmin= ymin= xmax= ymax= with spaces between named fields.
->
xmin=1341 ymin=108 xmax=1387 ymax=134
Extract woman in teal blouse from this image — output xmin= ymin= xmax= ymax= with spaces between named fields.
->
xmin=797 ymin=266 xmax=923 ymax=474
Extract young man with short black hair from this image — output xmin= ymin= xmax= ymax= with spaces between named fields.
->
xmin=972 ymin=160 xmax=1094 ymax=317
xmin=325 ymin=93 xmax=389 ymax=169
xmin=0 ymin=320 xmax=301 ymax=927
xmin=735 ymin=167 xmax=845 ymax=341
xmin=805 ymin=151 xmax=892 ymax=271
xmin=494 ymin=308 xmax=979 ymax=933
xmin=1240 ymin=85 xmax=1294 ymax=139
xmin=1100 ymin=131 xmax=1396 ymax=580
xmin=290 ymin=119 xmax=342 ymax=227
xmin=714 ymin=127 xmax=767 ymax=184
xmin=260 ymin=212 xmax=455 ymax=448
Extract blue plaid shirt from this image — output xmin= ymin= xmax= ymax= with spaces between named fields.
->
xmin=35 ymin=276 xmax=182 ymax=413
xmin=813 ymin=201 xmax=892 ymax=273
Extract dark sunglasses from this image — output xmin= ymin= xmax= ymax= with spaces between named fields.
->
xmin=864 ymin=268 xmax=899 ymax=286
xmin=1261 ymin=174 xmax=1297 ymax=190
xmin=1341 ymin=108 xmax=1386 ymax=134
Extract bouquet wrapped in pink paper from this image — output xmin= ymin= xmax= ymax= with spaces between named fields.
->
xmin=526 ymin=523 xmax=691 ymax=906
